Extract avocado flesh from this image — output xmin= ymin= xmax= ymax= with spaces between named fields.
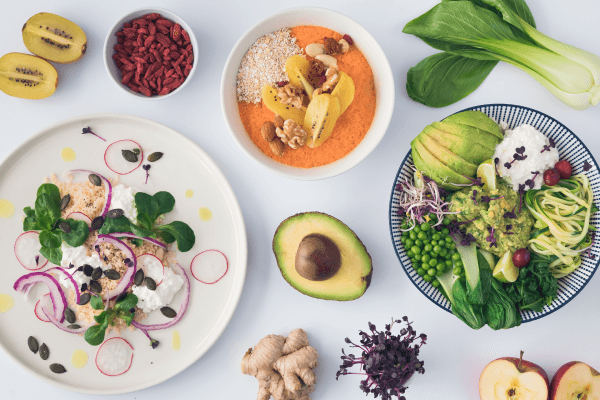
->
xmin=432 ymin=121 xmax=500 ymax=150
xmin=423 ymin=125 xmax=497 ymax=165
xmin=273 ymin=212 xmax=372 ymax=301
xmin=443 ymin=111 xmax=504 ymax=140
xmin=411 ymin=140 xmax=471 ymax=191
xmin=416 ymin=133 xmax=478 ymax=177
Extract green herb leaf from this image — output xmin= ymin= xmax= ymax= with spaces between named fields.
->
xmin=35 ymin=193 xmax=61 ymax=230
xmin=153 ymin=191 xmax=175 ymax=217
xmin=451 ymin=279 xmax=486 ymax=329
xmin=61 ymin=218 xmax=90 ymax=247
xmin=503 ymin=253 xmax=558 ymax=312
xmin=156 ymin=221 xmax=195 ymax=252
xmin=39 ymin=246 xmax=62 ymax=265
xmin=84 ymin=324 xmax=106 ymax=346
xmin=115 ymin=294 xmax=138 ymax=312
xmin=94 ymin=311 xmax=107 ymax=324
xmin=136 ymin=213 xmax=154 ymax=231
xmin=158 ymin=230 xmax=176 ymax=244
xmin=134 ymin=192 xmax=159 ymax=224
xmin=39 ymin=230 xmax=62 ymax=249
xmin=90 ymin=295 xmax=104 ymax=310
xmin=98 ymin=215 xmax=133 ymax=235
xmin=120 ymin=311 xmax=134 ymax=327
xmin=23 ymin=206 xmax=41 ymax=230
xmin=36 ymin=184 xmax=61 ymax=207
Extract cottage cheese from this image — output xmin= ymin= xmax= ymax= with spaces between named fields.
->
xmin=60 ymin=243 xmax=109 ymax=290
xmin=493 ymin=124 xmax=559 ymax=191
xmin=110 ymin=184 xmax=138 ymax=223
xmin=132 ymin=266 xmax=183 ymax=313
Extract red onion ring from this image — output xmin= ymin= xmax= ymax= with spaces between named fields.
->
xmin=42 ymin=303 xmax=88 ymax=334
xmin=46 ymin=267 xmax=81 ymax=304
xmin=107 ymin=232 xmax=167 ymax=249
xmin=14 ymin=272 xmax=68 ymax=323
xmin=132 ymin=263 xmax=190 ymax=331
xmin=95 ymin=235 xmax=137 ymax=300
xmin=66 ymin=169 xmax=113 ymax=217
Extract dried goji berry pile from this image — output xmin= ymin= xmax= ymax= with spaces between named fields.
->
xmin=112 ymin=13 xmax=194 ymax=97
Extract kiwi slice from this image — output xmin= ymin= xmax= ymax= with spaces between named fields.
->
xmin=22 ymin=12 xmax=87 ymax=64
xmin=0 ymin=53 xmax=58 ymax=99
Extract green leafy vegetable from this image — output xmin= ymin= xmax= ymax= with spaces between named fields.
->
xmin=155 ymin=221 xmax=195 ymax=252
xmin=504 ymin=253 xmax=558 ymax=312
xmin=39 ymin=246 xmax=62 ymax=265
xmin=84 ymin=322 xmax=107 ymax=346
xmin=114 ymin=294 xmax=138 ymax=312
xmin=39 ymin=230 xmax=62 ymax=249
xmin=90 ymin=295 xmax=104 ymax=310
xmin=36 ymin=183 xmax=61 ymax=207
xmin=403 ymin=0 xmax=600 ymax=110
xmin=84 ymin=294 xmax=138 ymax=346
xmin=35 ymin=193 xmax=61 ymax=230
xmin=61 ymin=219 xmax=89 ymax=247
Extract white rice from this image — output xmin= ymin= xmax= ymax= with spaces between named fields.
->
xmin=493 ymin=124 xmax=559 ymax=191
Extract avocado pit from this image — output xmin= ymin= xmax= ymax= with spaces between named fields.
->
xmin=295 ymin=234 xmax=341 ymax=281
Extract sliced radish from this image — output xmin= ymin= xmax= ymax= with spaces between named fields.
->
xmin=34 ymin=294 xmax=52 ymax=322
xmin=66 ymin=211 xmax=92 ymax=227
xmin=14 ymin=272 xmax=67 ymax=323
xmin=14 ymin=231 xmax=48 ymax=270
xmin=190 ymin=250 xmax=228 ymax=284
xmin=95 ymin=337 xmax=134 ymax=376
xmin=104 ymin=140 xmax=143 ymax=175
xmin=137 ymin=254 xmax=165 ymax=285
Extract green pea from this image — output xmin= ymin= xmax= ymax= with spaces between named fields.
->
xmin=453 ymin=267 xmax=462 ymax=275
xmin=415 ymin=239 xmax=423 ymax=247
xmin=448 ymin=241 xmax=456 ymax=248
xmin=445 ymin=236 xmax=453 ymax=243
xmin=407 ymin=250 xmax=414 ymax=258
xmin=424 ymin=244 xmax=432 ymax=252
xmin=421 ymin=222 xmax=431 ymax=231
xmin=421 ymin=254 xmax=431 ymax=263
xmin=411 ymin=246 xmax=421 ymax=255
xmin=452 ymin=252 xmax=461 ymax=261
xmin=405 ymin=239 xmax=414 ymax=248
xmin=410 ymin=231 xmax=417 ymax=240
xmin=432 ymin=279 xmax=440 ymax=288
xmin=414 ymin=224 xmax=421 ymax=233
xmin=443 ymin=217 xmax=450 ymax=225
xmin=440 ymin=248 xmax=448 ymax=257
xmin=430 ymin=240 xmax=438 ymax=246
xmin=414 ymin=254 xmax=422 ymax=261
xmin=445 ymin=260 xmax=453 ymax=268
xmin=423 ymin=274 xmax=432 ymax=282
xmin=456 ymin=260 xmax=464 ymax=268
xmin=427 ymin=268 xmax=436 ymax=276
xmin=433 ymin=245 xmax=442 ymax=253
xmin=436 ymin=269 xmax=446 ymax=276
xmin=417 ymin=268 xmax=426 ymax=276
xmin=442 ymin=228 xmax=450 ymax=235
xmin=436 ymin=263 xmax=445 ymax=271
xmin=429 ymin=258 xmax=438 ymax=267
xmin=417 ymin=232 xmax=427 ymax=240
xmin=422 ymin=262 xmax=430 ymax=271
xmin=433 ymin=233 xmax=441 ymax=241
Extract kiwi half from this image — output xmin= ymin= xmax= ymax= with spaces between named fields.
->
xmin=0 ymin=53 xmax=58 ymax=99
xmin=22 ymin=12 xmax=87 ymax=64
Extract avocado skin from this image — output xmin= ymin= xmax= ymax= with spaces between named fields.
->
xmin=272 ymin=212 xmax=373 ymax=301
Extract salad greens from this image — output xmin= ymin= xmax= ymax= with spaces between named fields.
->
xmin=504 ymin=253 xmax=558 ymax=312
xmin=84 ymin=294 xmax=138 ymax=346
xmin=403 ymin=0 xmax=600 ymax=110
xmin=23 ymin=183 xmax=90 ymax=265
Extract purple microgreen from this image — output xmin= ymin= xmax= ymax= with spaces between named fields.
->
xmin=506 ymin=224 xmax=513 ymax=231
xmin=486 ymin=227 xmax=497 ymax=248
xmin=584 ymin=160 xmax=592 ymax=172
xmin=337 ymin=318 xmax=426 ymax=400
xmin=35 ymin=255 xmax=39 ymax=266
xmin=81 ymin=126 xmax=106 ymax=142
xmin=470 ymin=190 xmax=478 ymax=205
xmin=460 ymin=233 xmax=477 ymax=246
xmin=541 ymin=138 xmax=557 ymax=153
xmin=515 ymin=146 xmax=526 ymax=155
xmin=141 ymin=329 xmax=160 ymax=349
xmin=142 ymin=164 xmax=151 ymax=184
xmin=503 ymin=206 xmax=517 ymax=219
xmin=549 ymin=138 xmax=556 ymax=148
xmin=494 ymin=157 xmax=500 ymax=164
xmin=504 ymin=162 xmax=512 ymax=170
xmin=517 ymin=184 xmax=526 ymax=213
xmin=480 ymin=195 xmax=504 ymax=203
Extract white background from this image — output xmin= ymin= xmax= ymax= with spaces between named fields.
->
xmin=1 ymin=0 xmax=599 ymax=399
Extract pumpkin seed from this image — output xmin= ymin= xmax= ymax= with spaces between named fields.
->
xmin=91 ymin=267 xmax=103 ymax=281
xmin=58 ymin=221 xmax=72 ymax=234
xmin=64 ymin=308 xmax=76 ymax=324
xmin=104 ymin=269 xmax=121 ymax=281
xmin=50 ymin=363 xmax=66 ymax=374
xmin=28 ymin=336 xmax=39 ymax=354
xmin=67 ymin=324 xmax=81 ymax=329
xmin=160 ymin=307 xmax=177 ymax=319
xmin=78 ymin=293 xmax=91 ymax=305
xmin=88 ymin=174 xmax=102 ymax=186
xmin=89 ymin=280 xmax=102 ymax=294
xmin=39 ymin=343 xmax=49 ymax=360
xmin=132 ymin=148 xmax=141 ymax=155
xmin=83 ymin=264 xmax=93 ymax=277
xmin=134 ymin=269 xmax=145 ymax=286
xmin=106 ymin=209 xmax=124 ymax=219
xmin=147 ymin=152 xmax=163 ymax=162
xmin=122 ymin=149 xmax=139 ymax=163
xmin=115 ymin=292 xmax=127 ymax=303
xmin=145 ymin=277 xmax=157 ymax=291
xmin=91 ymin=216 xmax=104 ymax=231
xmin=59 ymin=194 xmax=71 ymax=211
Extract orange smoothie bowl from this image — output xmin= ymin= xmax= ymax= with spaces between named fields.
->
xmin=221 ymin=7 xmax=395 ymax=180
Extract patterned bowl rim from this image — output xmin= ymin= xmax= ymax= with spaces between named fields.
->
xmin=388 ymin=103 xmax=600 ymax=323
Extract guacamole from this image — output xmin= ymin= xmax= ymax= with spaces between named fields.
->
xmin=450 ymin=183 xmax=534 ymax=256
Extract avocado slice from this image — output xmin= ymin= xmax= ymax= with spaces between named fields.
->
xmin=272 ymin=212 xmax=372 ymax=301
xmin=423 ymin=124 xmax=497 ymax=165
xmin=411 ymin=145 xmax=456 ymax=192
xmin=443 ymin=111 xmax=504 ymax=140
xmin=411 ymin=139 xmax=471 ymax=190
xmin=416 ymin=133 xmax=478 ymax=177
xmin=432 ymin=122 xmax=500 ymax=150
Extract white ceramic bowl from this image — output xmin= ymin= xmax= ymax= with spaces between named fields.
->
xmin=221 ymin=7 xmax=395 ymax=180
xmin=103 ymin=7 xmax=198 ymax=100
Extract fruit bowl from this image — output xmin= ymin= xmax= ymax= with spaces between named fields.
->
xmin=220 ymin=7 xmax=395 ymax=180
xmin=389 ymin=104 xmax=600 ymax=323
xmin=103 ymin=7 xmax=198 ymax=100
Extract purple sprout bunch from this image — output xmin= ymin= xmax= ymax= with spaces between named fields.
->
xmin=336 ymin=317 xmax=427 ymax=400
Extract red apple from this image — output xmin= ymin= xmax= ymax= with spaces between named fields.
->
xmin=480 ymin=351 xmax=549 ymax=400
xmin=550 ymin=361 xmax=600 ymax=400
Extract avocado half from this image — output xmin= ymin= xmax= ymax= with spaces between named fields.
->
xmin=272 ymin=212 xmax=372 ymax=301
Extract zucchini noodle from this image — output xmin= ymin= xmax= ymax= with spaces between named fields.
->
xmin=525 ymin=174 xmax=597 ymax=278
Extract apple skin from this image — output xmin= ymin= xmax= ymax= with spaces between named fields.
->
xmin=550 ymin=361 xmax=600 ymax=400
xmin=499 ymin=356 xmax=551 ymax=388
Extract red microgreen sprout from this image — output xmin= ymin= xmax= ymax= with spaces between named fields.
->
xmin=480 ymin=195 xmax=504 ymax=203
xmin=525 ymin=171 xmax=540 ymax=189
xmin=584 ymin=160 xmax=593 ymax=172
xmin=142 ymin=164 xmax=151 ymax=184
xmin=470 ymin=189 xmax=479 ymax=205
xmin=448 ymin=220 xmax=477 ymax=246
xmin=505 ymin=224 xmax=514 ymax=235
xmin=81 ymin=126 xmax=106 ymax=142
xmin=336 ymin=317 xmax=426 ymax=400
xmin=486 ymin=227 xmax=497 ymax=247
xmin=540 ymin=138 xmax=557 ymax=153
xmin=503 ymin=147 xmax=528 ymax=169
xmin=141 ymin=329 xmax=159 ymax=349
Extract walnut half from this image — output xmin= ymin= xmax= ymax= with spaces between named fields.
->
xmin=277 ymin=84 xmax=304 ymax=109
xmin=276 ymin=119 xmax=308 ymax=149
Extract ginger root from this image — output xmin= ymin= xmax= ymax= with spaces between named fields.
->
xmin=241 ymin=328 xmax=319 ymax=400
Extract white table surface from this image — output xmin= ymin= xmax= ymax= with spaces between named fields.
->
xmin=1 ymin=0 xmax=599 ymax=399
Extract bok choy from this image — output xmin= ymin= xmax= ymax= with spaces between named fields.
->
xmin=403 ymin=0 xmax=600 ymax=110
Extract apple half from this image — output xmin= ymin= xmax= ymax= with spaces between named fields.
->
xmin=550 ymin=361 xmax=600 ymax=400
xmin=480 ymin=351 xmax=549 ymax=400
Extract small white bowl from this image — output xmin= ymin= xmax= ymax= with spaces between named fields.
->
xmin=103 ymin=7 xmax=198 ymax=100
xmin=221 ymin=7 xmax=395 ymax=180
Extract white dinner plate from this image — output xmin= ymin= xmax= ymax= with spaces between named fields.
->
xmin=0 ymin=114 xmax=247 ymax=394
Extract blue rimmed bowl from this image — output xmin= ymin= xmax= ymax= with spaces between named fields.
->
xmin=389 ymin=104 xmax=600 ymax=323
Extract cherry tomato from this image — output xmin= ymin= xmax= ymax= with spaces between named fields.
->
xmin=512 ymin=248 xmax=531 ymax=268
xmin=543 ymin=169 xmax=560 ymax=186
xmin=554 ymin=160 xmax=572 ymax=179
